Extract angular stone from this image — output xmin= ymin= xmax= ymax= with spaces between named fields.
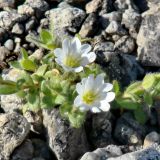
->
xmin=0 ymin=46 xmax=10 ymax=62
xmin=0 ymin=113 xmax=30 ymax=160
xmin=0 ymin=0 xmax=15 ymax=8
xmin=137 ymin=6 xmax=160 ymax=66
xmin=42 ymin=108 xmax=89 ymax=160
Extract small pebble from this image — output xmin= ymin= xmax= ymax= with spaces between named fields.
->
xmin=4 ymin=39 xmax=14 ymax=51
xmin=12 ymin=23 xmax=24 ymax=35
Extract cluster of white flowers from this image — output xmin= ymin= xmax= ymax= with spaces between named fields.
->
xmin=54 ymin=37 xmax=115 ymax=113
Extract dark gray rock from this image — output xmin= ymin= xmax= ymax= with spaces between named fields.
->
xmin=4 ymin=39 xmax=14 ymax=51
xmin=114 ymin=36 xmax=135 ymax=54
xmin=79 ymin=13 xmax=99 ymax=38
xmin=0 ymin=11 xmax=27 ymax=29
xmin=12 ymin=23 xmax=24 ymax=34
xmin=106 ymin=54 xmax=144 ymax=86
xmin=133 ymin=0 xmax=148 ymax=13
xmin=0 ymin=112 xmax=30 ymax=160
xmin=65 ymin=0 xmax=89 ymax=5
xmin=25 ymin=18 xmax=37 ymax=32
xmin=137 ymin=6 xmax=160 ymax=66
xmin=0 ymin=27 xmax=7 ymax=42
xmin=42 ymin=108 xmax=89 ymax=160
xmin=88 ymin=112 xmax=113 ymax=148
xmin=114 ymin=112 xmax=147 ymax=145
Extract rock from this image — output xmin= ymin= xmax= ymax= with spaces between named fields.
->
xmin=114 ymin=0 xmax=138 ymax=11
xmin=0 ymin=11 xmax=27 ymax=29
xmin=0 ymin=69 xmax=23 ymax=113
xmin=143 ymin=132 xmax=160 ymax=148
xmin=87 ymin=112 xmax=113 ymax=148
xmin=0 ymin=112 xmax=30 ymax=160
xmin=42 ymin=108 xmax=89 ymax=160
xmin=11 ymin=139 xmax=34 ymax=160
xmin=0 ymin=27 xmax=7 ymax=42
xmin=0 ymin=46 xmax=10 ymax=62
xmin=108 ymin=145 xmax=160 ymax=160
xmin=80 ymin=145 xmax=122 ymax=160
xmin=114 ymin=112 xmax=147 ymax=145
xmin=47 ymin=7 xmax=86 ymax=38
xmin=25 ymin=0 xmax=49 ymax=13
xmin=105 ymin=21 xmax=127 ymax=35
xmin=24 ymin=111 xmax=43 ymax=134
xmin=106 ymin=54 xmax=144 ymax=86
xmin=94 ymin=41 xmax=115 ymax=63
xmin=11 ymin=139 xmax=54 ymax=160
xmin=79 ymin=13 xmax=99 ymax=38
xmin=86 ymin=0 xmax=113 ymax=14
xmin=4 ymin=39 xmax=14 ymax=51
xmin=133 ymin=0 xmax=148 ymax=13
xmin=25 ymin=18 xmax=37 ymax=32
xmin=29 ymin=49 xmax=44 ymax=61
xmin=122 ymin=9 xmax=141 ymax=38
xmin=18 ymin=4 xmax=35 ymax=16
xmin=65 ymin=0 xmax=88 ymax=5
xmin=114 ymin=36 xmax=135 ymax=54
xmin=58 ymin=1 xmax=72 ymax=8
xmin=0 ymin=0 xmax=15 ymax=8
xmin=12 ymin=23 xmax=24 ymax=34
xmin=137 ymin=6 xmax=160 ymax=66
xmin=101 ymin=11 xmax=122 ymax=29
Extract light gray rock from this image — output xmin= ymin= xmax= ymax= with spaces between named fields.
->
xmin=12 ymin=23 xmax=24 ymax=34
xmin=0 ymin=11 xmax=27 ymax=29
xmin=80 ymin=145 xmax=123 ymax=160
xmin=105 ymin=21 xmax=127 ymax=35
xmin=18 ymin=4 xmax=34 ymax=16
xmin=114 ymin=112 xmax=147 ymax=145
xmin=143 ymin=132 xmax=160 ymax=148
xmin=46 ymin=7 xmax=86 ymax=39
xmin=122 ymin=9 xmax=141 ymax=38
xmin=1 ymin=69 xmax=23 ymax=113
xmin=0 ymin=112 xmax=30 ymax=160
xmin=42 ymin=108 xmax=89 ymax=160
xmin=4 ymin=39 xmax=14 ymax=51
xmin=0 ymin=0 xmax=15 ymax=8
xmin=114 ymin=36 xmax=135 ymax=54
xmin=79 ymin=13 xmax=99 ymax=38
xmin=108 ymin=145 xmax=160 ymax=160
xmin=0 ymin=46 xmax=10 ymax=62
xmin=137 ymin=5 xmax=160 ymax=66
xmin=114 ymin=0 xmax=138 ymax=11
xmin=101 ymin=11 xmax=122 ymax=29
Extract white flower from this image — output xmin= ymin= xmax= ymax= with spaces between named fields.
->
xmin=54 ymin=37 xmax=96 ymax=72
xmin=74 ymin=74 xmax=115 ymax=113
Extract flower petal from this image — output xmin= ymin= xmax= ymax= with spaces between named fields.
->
xmin=81 ymin=52 xmax=96 ymax=66
xmin=80 ymin=106 xmax=89 ymax=111
xmin=74 ymin=66 xmax=83 ymax=73
xmin=62 ymin=38 xmax=70 ymax=53
xmin=85 ymin=74 xmax=94 ymax=91
xmin=104 ymin=92 xmax=115 ymax=102
xmin=74 ymin=96 xmax=82 ymax=106
xmin=99 ymin=101 xmax=110 ymax=112
xmin=81 ymin=44 xmax=91 ymax=54
xmin=76 ymin=83 xmax=83 ymax=94
xmin=54 ymin=48 xmax=63 ymax=57
xmin=91 ymin=107 xmax=101 ymax=113
xmin=103 ymin=83 xmax=113 ymax=92
xmin=71 ymin=37 xmax=81 ymax=53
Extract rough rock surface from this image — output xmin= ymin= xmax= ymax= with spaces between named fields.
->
xmin=137 ymin=5 xmax=160 ymax=66
xmin=43 ymin=108 xmax=89 ymax=160
xmin=0 ymin=113 xmax=30 ymax=160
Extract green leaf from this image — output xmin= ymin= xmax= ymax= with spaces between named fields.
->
xmin=41 ymin=95 xmax=56 ymax=109
xmin=36 ymin=64 xmax=48 ymax=76
xmin=55 ymin=94 xmax=66 ymax=105
xmin=20 ymin=59 xmax=37 ymax=72
xmin=27 ymin=90 xmax=40 ymax=111
xmin=19 ymin=71 xmax=34 ymax=86
xmin=40 ymin=29 xmax=53 ymax=44
xmin=113 ymin=80 xmax=120 ymax=96
xmin=21 ymin=48 xmax=28 ymax=59
xmin=144 ymin=92 xmax=153 ymax=107
xmin=116 ymin=98 xmax=139 ymax=110
xmin=125 ymin=81 xmax=143 ymax=96
xmin=16 ymin=90 xmax=26 ymax=98
xmin=0 ymin=83 xmax=18 ymax=95
xmin=134 ymin=107 xmax=148 ymax=125
xmin=9 ymin=61 xmax=22 ymax=69
xmin=142 ymin=74 xmax=157 ymax=90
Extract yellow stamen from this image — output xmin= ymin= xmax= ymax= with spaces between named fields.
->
xmin=64 ymin=55 xmax=80 ymax=67
xmin=82 ymin=90 xmax=97 ymax=105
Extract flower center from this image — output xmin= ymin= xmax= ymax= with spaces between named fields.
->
xmin=82 ymin=90 xmax=97 ymax=105
xmin=64 ymin=55 xmax=80 ymax=68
